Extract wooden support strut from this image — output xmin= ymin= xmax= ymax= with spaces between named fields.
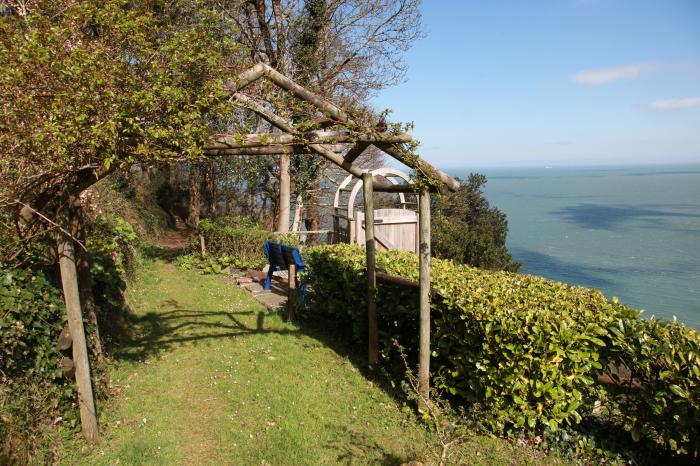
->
xmin=418 ymin=185 xmax=432 ymax=402
xmin=58 ymin=206 xmax=99 ymax=443
xmin=362 ymin=172 xmax=379 ymax=365
xmin=372 ymin=182 xmax=419 ymax=193
xmin=343 ymin=142 xmax=370 ymax=164
xmin=204 ymin=130 xmax=413 ymax=150
xmin=226 ymin=93 xmax=368 ymax=180
xmin=204 ymin=144 xmax=346 ymax=156
xmin=287 ymin=264 xmax=296 ymax=321
xmin=226 ymin=65 xmax=460 ymax=192
xmin=376 ymin=271 xmax=419 ymax=289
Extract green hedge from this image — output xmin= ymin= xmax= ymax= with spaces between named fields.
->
xmin=196 ymin=216 xmax=297 ymax=270
xmin=0 ymin=265 xmax=76 ymax=463
xmin=304 ymin=244 xmax=700 ymax=454
xmin=606 ymin=317 xmax=699 ymax=453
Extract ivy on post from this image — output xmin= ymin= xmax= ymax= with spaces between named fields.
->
xmin=58 ymin=200 xmax=99 ymax=443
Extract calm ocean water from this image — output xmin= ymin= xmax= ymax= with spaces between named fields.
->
xmin=450 ymin=165 xmax=700 ymax=328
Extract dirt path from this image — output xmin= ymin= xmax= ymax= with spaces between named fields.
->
xmin=157 ymin=218 xmax=191 ymax=252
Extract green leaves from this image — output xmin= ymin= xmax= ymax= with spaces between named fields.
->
xmin=304 ymin=244 xmax=700 ymax=453
xmin=1 ymin=0 xmax=239 ymax=219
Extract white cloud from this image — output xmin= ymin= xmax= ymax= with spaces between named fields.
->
xmin=571 ymin=62 xmax=659 ymax=86
xmin=648 ymin=97 xmax=700 ymax=111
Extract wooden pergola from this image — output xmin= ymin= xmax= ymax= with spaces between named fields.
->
xmin=60 ymin=63 xmax=460 ymax=442
xmin=211 ymin=61 xmax=460 ymax=394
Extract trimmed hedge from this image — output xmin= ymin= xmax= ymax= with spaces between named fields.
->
xmin=304 ymin=244 xmax=700 ymax=453
xmin=606 ymin=317 xmax=699 ymax=453
xmin=196 ymin=216 xmax=297 ymax=270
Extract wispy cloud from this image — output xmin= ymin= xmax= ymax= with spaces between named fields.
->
xmin=571 ymin=60 xmax=700 ymax=86
xmin=648 ymin=97 xmax=700 ymax=111
xmin=571 ymin=62 xmax=659 ymax=86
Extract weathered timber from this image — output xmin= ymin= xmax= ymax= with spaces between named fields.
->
xmin=204 ymin=130 xmax=413 ymax=150
xmin=225 ymin=94 xmax=369 ymax=180
xmin=278 ymin=153 xmax=291 ymax=233
xmin=70 ymin=197 xmax=102 ymax=360
xmin=58 ymin=324 xmax=72 ymax=351
xmin=58 ymin=208 xmax=99 ymax=443
xmin=376 ymin=143 xmax=460 ymax=192
xmin=232 ymin=92 xmax=296 ymax=133
xmin=376 ymin=271 xmax=419 ymax=289
xmin=228 ymin=63 xmax=351 ymax=123
xmin=372 ymin=182 xmax=419 ymax=193
xmin=61 ymin=356 xmax=75 ymax=379
xmin=204 ymin=144 xmax=345 ymax=156
xmin=226 ymin=64 xmax=459 ymax=192
xmin=343 ymin=142 xmax=370 ymax=164
xmin=308 ymin=143 xmax=366 ymax=179
xmin=362 ymin=172 xmax=379 ymax=365
xmin=226 ymin=63 xmax=266 ymax=92
xmin=287 ymin=264 xmax=296 ymax=321
xmin=418 ymin=186 xmax=432 ymax=401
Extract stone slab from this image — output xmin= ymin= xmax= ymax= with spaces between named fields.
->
xmin=255 ymin=292 xmax=287 ymax=310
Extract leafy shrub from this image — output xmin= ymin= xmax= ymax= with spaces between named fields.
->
xmin=304 ymin=243 xmax=700 ymax=455
xmin=604 ymin=317 xmax=700 ymax=454
xmin=432 ymin=174 xmax=520 ymax=272
xmin=196 ymin=216 xmax=298 ymax=272
xmin=0 ymin=265 xmax=76 ymax=463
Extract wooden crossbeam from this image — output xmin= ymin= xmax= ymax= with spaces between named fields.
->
xmin=227 ymin=64 xmax=461 ymax=192
xmin=343 ymin=142 xmax=370 ymax=164
xmin=372 ymin=182 xmax=418 ymax=193
xmin=204 ymin=144 xmax=345 ymax=156
xmin=227 ymin=63 xmax=350 ymax=123
xmin=376 ymin=271 xmax=419 ymax=289
xmin=205 ymin=130 xmax=413 ymax=150
xmin=375 ymin=142 xmax=460 ymax=192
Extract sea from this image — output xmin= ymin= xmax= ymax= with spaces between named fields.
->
xmin=450 ymin=164 xmax=700 ymax=329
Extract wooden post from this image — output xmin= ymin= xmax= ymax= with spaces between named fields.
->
xmin=277 ymin=153 xmax=290 ymax=233
xmin=70 ymin=197 xmax=103 ymax=361
xmin=58 ymin=207 xmax=99 ymax=443
xmin=287 ymin=264 xmax=296 ymax=321
xmin=200 ymin=234 xmax=206 ymax=256
xmin=418 ymin=185 xmax=432 ymax=401
xmin=362 ymin=172 xmax=379 ymax=365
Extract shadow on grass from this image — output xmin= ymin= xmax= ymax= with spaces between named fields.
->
xmin=325 ymin=426 xmax=413 ymax=465
xmin=110 ymin=307 xmax=299 ymax=363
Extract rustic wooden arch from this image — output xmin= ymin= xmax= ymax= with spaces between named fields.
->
xmin=57 ymin=63 xmax=459 ymax=441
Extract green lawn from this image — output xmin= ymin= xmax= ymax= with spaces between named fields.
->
xmin=62 ymin=259 xmax=561 ymax=465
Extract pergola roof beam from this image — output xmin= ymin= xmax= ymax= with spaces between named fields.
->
xmin=205 ymin=144 xmax=346 ymax=156
xmin=233 ymin=93 xmax=296 ymax=134
xmin=375 ymin=142 xmax=460 ymax=192
xmin=228 ymin=63 xmax=350 ymax=123
xmin=205 ymin=130 xmax=413 ymax=150
xmin=343 ymin=142 xmax=370 ymax=165
xmin=226 ymin=63 xmax=461 ymax=192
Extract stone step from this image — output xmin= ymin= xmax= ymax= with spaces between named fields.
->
xmin=243 ymin=282 xmax=264 ymax=293
xmin=255 ymin=292 xmax=287 ymax=310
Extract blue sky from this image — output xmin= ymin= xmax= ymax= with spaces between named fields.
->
xmin=373 ymin=0 xmax=700 ymax=168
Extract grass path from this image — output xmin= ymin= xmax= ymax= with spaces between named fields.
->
xmin=63 ymin=259 xmax=560 ymax=465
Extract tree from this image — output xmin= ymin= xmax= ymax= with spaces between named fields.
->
xmin=0 ymin=0 xmax=239 ymax=246
xmin=216 ymin=0 xmax=423 ymax=232
xmin=432 ymin=174 xmax=521 ymax=272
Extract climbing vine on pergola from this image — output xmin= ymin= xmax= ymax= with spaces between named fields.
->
xmin=56 ymin=63 xmax=460 ymax=442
